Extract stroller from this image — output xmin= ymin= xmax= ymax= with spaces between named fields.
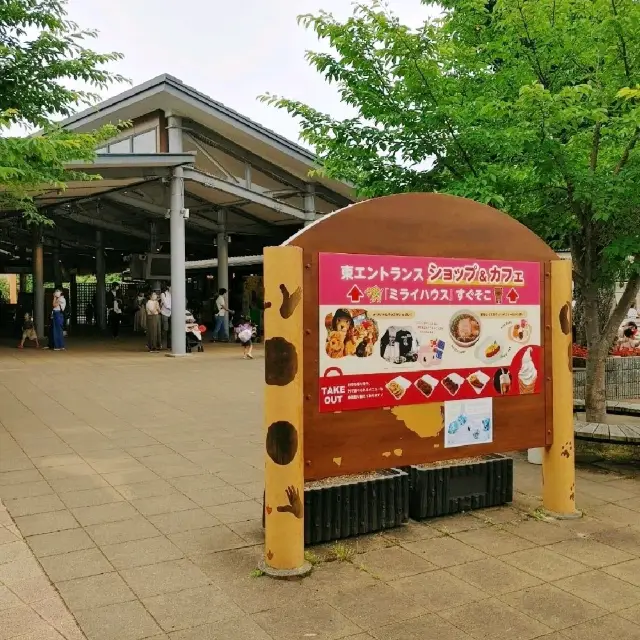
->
xmin=185 ymin=310 xmax=205 ymax=353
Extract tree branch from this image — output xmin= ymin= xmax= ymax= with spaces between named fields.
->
xmin=395 ymin=31 xmax=478 ymax=178
xmin=614 ymin=127 xmax=639 ymax=175
xmin=602 ymin=267 xmax=640 ymax=345
xmin=590 ymin=122 xmax=602 ymax=171
xmin=516 ymin=0 xmax=549 ymax=88
xmin=610 ymin=0 xmax=632 ymax=80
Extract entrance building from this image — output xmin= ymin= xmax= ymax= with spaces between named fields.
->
xmin=0 ymin=74 xmax=353 ymax=353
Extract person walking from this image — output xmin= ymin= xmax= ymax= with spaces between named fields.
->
xmin=133 ymin=292 xmax=146 ymax=334
xmin=212 ymin=288 xmax=231 ymax=342
xmin=51 ymin=290 xmax=65 ymax=351
xmin=146 ymin=292 xmax=162 ymax=352
xmin=108 ymin=294 xmax=122 ymax=338
xmin=160 ymin=286 xmax=172 ymax=350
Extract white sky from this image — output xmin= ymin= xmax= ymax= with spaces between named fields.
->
xmin=63 ymin=0 xmax=435 ymax=145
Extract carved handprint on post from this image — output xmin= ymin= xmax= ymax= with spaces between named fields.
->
xmin=277 ymin=485 xmax=303 ymax=519
xmin=279 ymin=284 xmax=302 ymax=319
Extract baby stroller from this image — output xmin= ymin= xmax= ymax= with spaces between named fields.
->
xmin=185 ymin=310 xmax=205 ymax=353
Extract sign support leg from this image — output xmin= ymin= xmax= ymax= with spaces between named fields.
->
xmin=260 ymin=245 xmax=311 ymax=577
xmin=543 ymin=259 xmax=580 ymax=518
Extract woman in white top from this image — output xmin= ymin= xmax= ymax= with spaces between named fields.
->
xmin=145 ymin=292 xmax=162 ymax=352
xmin=108 ymin=296 xmax=123 ymax=338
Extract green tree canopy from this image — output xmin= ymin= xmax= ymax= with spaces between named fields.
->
xmin=263 ymin=0 xmax=640 ymax=420
xmin=0 ymin=0 xmax=127 ymax=224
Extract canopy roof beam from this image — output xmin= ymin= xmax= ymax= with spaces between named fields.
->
xmin=184 ymin=168 xmax=308 ymax=221
xmin=182 ymin=120 xmax=352 ymax=208
xmin=105 ymin=191 xmax=221 ymax=233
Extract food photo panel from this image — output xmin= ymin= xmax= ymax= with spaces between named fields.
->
xmin=318 ymin=253 xmax=542 ymax=412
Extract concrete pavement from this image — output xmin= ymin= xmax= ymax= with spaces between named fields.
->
xmin=1 ymin=339 xmax=640 ymax=640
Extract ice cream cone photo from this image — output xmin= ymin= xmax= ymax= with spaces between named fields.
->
xmin=518 ymin=378 xmax=536 ymax=394
xmin=517 ymin=347 xmax=538 ymax=395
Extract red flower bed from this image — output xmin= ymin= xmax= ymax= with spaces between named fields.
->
xmin=572 ymin=343 xmax=640 ymax=358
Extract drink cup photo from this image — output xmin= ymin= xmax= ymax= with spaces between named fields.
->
xmin=494 ymin=287 xmax=503 ymax=304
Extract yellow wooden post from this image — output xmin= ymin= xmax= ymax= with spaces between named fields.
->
xmin=543 ymin=259 xmax=580 ymax=518
xmin=260 ymin=245 xmax=311 ymax=577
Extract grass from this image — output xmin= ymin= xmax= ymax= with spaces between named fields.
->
xmin=249 ymin=568 xmax=265 ymax=578
xmin=529 ymin=507 xmax=547 ymax=521
xmin=331 ymin=542 xmax=355 ymax=562
xmin=304 ymin=550 xmax=321 ymax=566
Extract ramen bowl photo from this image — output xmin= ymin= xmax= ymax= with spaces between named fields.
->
xmin=449 ymin=310 xmax=481 ymax=348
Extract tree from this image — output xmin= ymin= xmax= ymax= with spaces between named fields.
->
xmin=262 ymin=0 xmax=640 ymax=422
xmin=0 ymin=0 xmax=127 ymax=225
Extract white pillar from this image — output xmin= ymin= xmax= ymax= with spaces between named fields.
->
xmin=217 ymin=210 xmax=229 ymax=338
xmin=32 ymin=228 xmax=45 ymax=338
xmin=169 ymin=166 xmax=187 ymax=356
xmin=95 ymin=230 xmax=106 ymax=330
xmin=166 ymin=113 xmax=183 ymax=153
xmin=167 ymin=113 xmax=187 ymax=356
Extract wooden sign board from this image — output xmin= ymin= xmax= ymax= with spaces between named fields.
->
xmin=262 ymin=192 xmax=577 ymax=574
xmin=281 ymin=193 xmax=559 ymax=480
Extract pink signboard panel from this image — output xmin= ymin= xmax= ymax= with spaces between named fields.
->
xmin=318 ymin=253 xmax=542 ymax=413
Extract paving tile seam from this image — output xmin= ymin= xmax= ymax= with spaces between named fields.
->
xmin=0 ymin=496 xmax=88 ymax=640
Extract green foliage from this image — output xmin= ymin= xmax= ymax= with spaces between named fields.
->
xmin=0 ymin=0 xmax=128 ymax=225
xmin=262 ymin=0 xmax=640 ymax=303
xmin=0 ymin=276 xmax=9 ymax=301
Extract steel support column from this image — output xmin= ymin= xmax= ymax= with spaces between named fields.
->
xmin=169 ymin=166 xmax=187 ymax=356
xmin=95 ymin=230 xmax=107 ymax=330
xmin=32 ymin=227 xmax=45 ymax=338
xmin=217 ymin=210 xmax=229 ymax=338
xmin=167 ymin=113 xmax=187 ymax=356
xmin=304 ymin=183 xmax=316 ymax=227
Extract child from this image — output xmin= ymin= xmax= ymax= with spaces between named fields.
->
xmin=18 ymin=313 xmax=39 ymax=349
xmin=235 ymin=317 xmax=254 ymax=359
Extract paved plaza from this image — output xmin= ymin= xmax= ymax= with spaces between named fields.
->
xmin=1 ymin=339 xmax=640 ymax=640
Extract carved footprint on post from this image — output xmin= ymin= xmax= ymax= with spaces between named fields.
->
xmin=277 ymin=485 xmax=303 ymax=519
xmin=279 ymin=284 xmax=302 ymax=319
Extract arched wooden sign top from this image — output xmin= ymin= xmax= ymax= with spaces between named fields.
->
xmin=282 ymin=193 xmax=560 ymax=481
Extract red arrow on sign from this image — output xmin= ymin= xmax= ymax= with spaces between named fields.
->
xmin=347 ymin=285 xmax=363 ymax=303
xmin=506 ymin=288 xmax=519 ymax=304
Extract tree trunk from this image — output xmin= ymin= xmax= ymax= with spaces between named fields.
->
xmin=572 ymin=280 xmax=615 ymax=345
xmin=585 ymin=342 xmax=608 ymax=422
xmin=583 ymin=287 xmax=608 ymax=422
xmin=583 ymin=273 xmax=640 ymax=422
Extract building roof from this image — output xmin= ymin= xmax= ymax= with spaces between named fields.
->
xmin=58 ymin=74 xmax=352 ymax=200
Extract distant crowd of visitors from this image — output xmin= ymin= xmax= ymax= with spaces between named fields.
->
xmin=16 ymin=282 xmax=260 ymax=359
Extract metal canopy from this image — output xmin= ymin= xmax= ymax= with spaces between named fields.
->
xmin=0 ymin=75 xmax=354 ymax=275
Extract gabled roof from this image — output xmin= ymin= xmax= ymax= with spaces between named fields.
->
xmin=59 ymin=74 xmax=353 ymax=200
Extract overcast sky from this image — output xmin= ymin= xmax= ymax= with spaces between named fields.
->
xmin=64 ymin=0 xmax=435 ymax=145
